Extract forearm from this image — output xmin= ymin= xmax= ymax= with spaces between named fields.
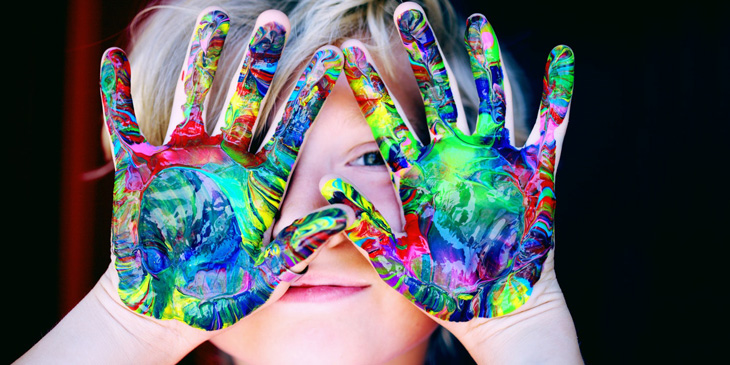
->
xmin=16 ymin=266 xmax=207 ymax=364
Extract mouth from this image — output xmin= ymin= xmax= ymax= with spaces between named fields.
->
xmin=279 ymin=284 xmax=370 ymax=303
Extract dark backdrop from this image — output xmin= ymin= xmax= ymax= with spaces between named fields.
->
xmin=7 ymin=0 xmax=726 ymax=363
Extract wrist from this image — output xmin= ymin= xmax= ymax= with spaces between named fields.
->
xmin=444 ymin=303 xmax=583 ymax=364
xmin=438 ymin=252 xmax=583 ymax=364
xmin=18 ymin=264 xmax=211 ymax=364
xmin=95 ymin=263 xmax=213 ymax=359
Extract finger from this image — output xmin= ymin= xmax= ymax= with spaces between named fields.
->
xmin=320 ymin=177 xmax=394 ymax=246
xmin=341 ymin=41 xmax=422 ymax=174
xmin=99 ymin=47 xmax=147 ymax=169
xmin=255 ymin=46 xmax=342 ymax=174
xmin=164 ymin=8 xmax=230 ymax=146
xmin=465 ymin=14 xmax=508 ymax=139
xmin=218 ymin=11 xmax=289 ymax=161
xmin=262 ymin=206 xmax=349 ymax=279
xmin=320 ymin=177 xmax=410 ymax=292
xmin=524 ymin=45 xmax=575 ymax=173
xmin=520 ymin=46 xmax=574 ymax=261
xmin=394 ymin=3 xmax=467 ymax=138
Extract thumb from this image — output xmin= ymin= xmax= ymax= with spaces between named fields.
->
xmin=319 ymin=177 xmax=394 ymax=248
xmin=264 ymin=206 xmax=348 ymax=279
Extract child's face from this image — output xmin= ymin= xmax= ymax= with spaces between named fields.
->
xmin=209 ymin=45 xmax=438 ymax=363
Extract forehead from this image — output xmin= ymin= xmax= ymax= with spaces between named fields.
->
xmin=260 ymin=39 xmax=427 ymax=147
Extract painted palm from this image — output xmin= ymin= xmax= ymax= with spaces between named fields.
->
xmin=100 ymin=9 xmax=344 ymax=330
xmin=324 ymin=11 xmax=574 ymax=321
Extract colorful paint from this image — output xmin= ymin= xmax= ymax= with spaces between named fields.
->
xmin=221 ymin=22 xmax=286 ymax=156
xmin=397 ymin=8 xmax=457 ymax=135
xmin=329 ymin=11 xmax=574 ymax=321
xmin=167 ymin=10 xmax=229 ymax=147
xmin=100 ymin=9 xmax=343 ymax=330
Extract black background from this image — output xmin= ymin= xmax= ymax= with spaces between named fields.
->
xmin=7 ymin=0 xmax=727 ymax=363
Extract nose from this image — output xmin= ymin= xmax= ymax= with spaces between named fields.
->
xmin=270 ymin=76 xmax=358 ymax=246
xmin=272 ymin=161 xmax=331 ymax=238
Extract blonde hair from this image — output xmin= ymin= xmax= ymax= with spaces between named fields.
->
xmin=127 ymin=0 xmax=528 ymax=147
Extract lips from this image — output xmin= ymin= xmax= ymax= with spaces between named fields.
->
xmin=279 ymin=284 xmax=369 ymax=302
xmin=279 ymin=271 xmax=371 ymax=303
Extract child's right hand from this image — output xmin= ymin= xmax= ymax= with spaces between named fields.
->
xmin=101 ymin=7 xmax=346 ymax=331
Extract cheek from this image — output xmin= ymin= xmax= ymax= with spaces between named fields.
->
xmin=367 ymin=275 xmax=440 ymax=349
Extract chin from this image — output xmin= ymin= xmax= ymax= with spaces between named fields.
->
xmin=209 ymin=282 xmax=439 ymax=364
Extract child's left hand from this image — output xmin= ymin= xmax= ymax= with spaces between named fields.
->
xmin=323 ymin=4 xmax=574 ymax=322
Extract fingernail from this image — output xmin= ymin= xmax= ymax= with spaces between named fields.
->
xmin=466 ymin=15 xmax=499 ymax=60
xmin=343 ymin=46 xmax=388 ymax=101
xmin=397 ymin=9 xmax=427 ymax=40
xmin=320 ymin=178 xmax=341 ymax=201
xmin=544 ymin=46 xmax=575 ymax=122
xmin=247 ymin=22 xmax=287 ymax=90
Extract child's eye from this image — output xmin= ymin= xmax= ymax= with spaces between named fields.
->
xmin=350 ymin=151 xmax=385 ymax=167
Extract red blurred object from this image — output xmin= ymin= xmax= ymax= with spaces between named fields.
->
xmin=59 ymin=0 xmax=102 ymax=315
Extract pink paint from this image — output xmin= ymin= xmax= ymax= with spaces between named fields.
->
xmin=481 ymin=31 xmax=494 ymax=49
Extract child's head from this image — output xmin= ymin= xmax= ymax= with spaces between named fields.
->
xmin=126 ymin=1 xmax=524 ymax=362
